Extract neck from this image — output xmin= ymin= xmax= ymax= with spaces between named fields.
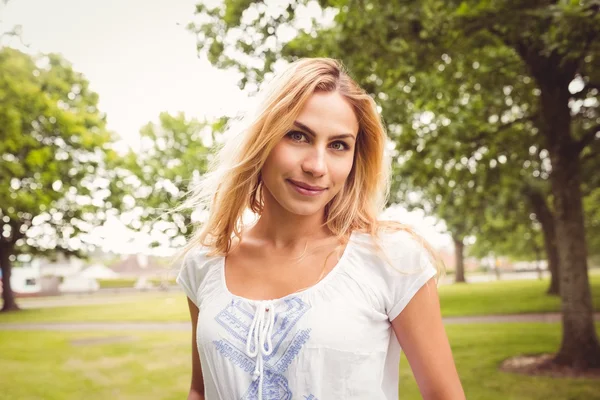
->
xmin=249 ymin=191 xmax=332 ymax=250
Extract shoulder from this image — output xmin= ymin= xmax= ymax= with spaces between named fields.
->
xmin=175 ymin=243 xmax=222 ymax=307
xmin=179 ymin=243 xmax=224 ymax=280
xmin=182 ymin=244 xmax=218 ymax=267
xmin=349 ymin=228 xmax=439 ymax=320
xmin=350 ymin=229 xmax=436 ymax=275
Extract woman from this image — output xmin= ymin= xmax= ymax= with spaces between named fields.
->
xmin=176 ymin=58 xmax=465 ymax=400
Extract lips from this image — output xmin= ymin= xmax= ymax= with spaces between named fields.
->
xmin=287 ymin=179 xmax=327 ymax=191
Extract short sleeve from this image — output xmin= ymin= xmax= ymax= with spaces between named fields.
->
xmin=175 ymin=247 xmax=211 ymax=308
xmin=378 ymin=230 xmax=438 ymax=321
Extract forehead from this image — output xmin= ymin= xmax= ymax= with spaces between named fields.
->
xmin=295 ymin=91 xmax=359 ymax=137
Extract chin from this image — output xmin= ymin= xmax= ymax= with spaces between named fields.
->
xmin=282 ymin=201 xmax=325 ymax=217
xmin=289 ymin=205 xmax=323 ymax=216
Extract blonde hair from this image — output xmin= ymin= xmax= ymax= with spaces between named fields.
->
xmin=174 ymin=58 xmax=444 ymax=280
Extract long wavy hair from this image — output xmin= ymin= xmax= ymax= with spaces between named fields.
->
xmin=174 ymin=58 xmax=444 ymax=280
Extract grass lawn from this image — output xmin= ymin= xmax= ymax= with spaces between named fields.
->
xmin=0 ymin=292 xmax=190 ymax=323
xmin=96 ymin=278 xmax=177 ymax=288
xmin=0 ymin=329 xmax=191 ymax=400
xmin=400 ymin=323 xmax=600 ymax=400
xmin=1 ymin=273 xmax=599 ymax=324
xmin=439 ymin=272 xmax=600 ymax=317
xmin=0 ymin=323 xmax=598 ymax=400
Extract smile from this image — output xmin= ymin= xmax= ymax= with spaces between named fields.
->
xmin=287 ymin=179 xmax=327 ymax=197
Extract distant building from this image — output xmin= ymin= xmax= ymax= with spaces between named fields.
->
xmin=6 ymin=266 xmax=43 ymax=296
xmin=38 ymin=253 xmax=85 ymax=279
xmin=6 ymin=254 xmax=105 ymax=296
xmin=79 ymin=263 xmax=120 ymax=280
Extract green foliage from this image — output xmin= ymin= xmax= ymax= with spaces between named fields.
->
xmin=0 ymin=47 xmax=123 ymax=259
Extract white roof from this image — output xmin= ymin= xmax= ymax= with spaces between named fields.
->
xmin=79 ymin=263 xmax=120 ymax=279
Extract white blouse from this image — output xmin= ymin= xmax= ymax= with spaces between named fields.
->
xmin=177 ymin=229 xmax=437 ymax=400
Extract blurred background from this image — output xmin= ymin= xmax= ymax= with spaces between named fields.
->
xmin=0 ymin=0 xmax=598 ymax=399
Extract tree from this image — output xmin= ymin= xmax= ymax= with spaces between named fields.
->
xmin=0 ymin=48 xmax=123 ymax=311
xmin=117 ymin=112 xmax=225 ymax=250
xmin=450 ymin=0 xmax=600 ymax=369
xmin=385 ymin=44 xmax=544 ymax=283
xmin=189 ymin=0 xmax=600 ymax=369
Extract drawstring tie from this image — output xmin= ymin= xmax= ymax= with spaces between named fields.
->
xmin=245 ymin=301 xmax=276 ymax=400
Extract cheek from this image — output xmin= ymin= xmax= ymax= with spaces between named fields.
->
xmin=263 ymin=142 xmax=296 ymax=177
xmin=331 ymin=155 xmax=355 ymax=185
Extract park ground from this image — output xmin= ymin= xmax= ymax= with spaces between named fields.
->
xmin=0 ymin=271 xmax=599 ymax=399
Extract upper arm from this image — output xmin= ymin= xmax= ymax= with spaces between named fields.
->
xmin=391 ymin=278 xmax=465 ymax=400
xmin=186 ymin=297 xmax=205 ymax=398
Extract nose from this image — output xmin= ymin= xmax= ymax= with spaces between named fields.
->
xmin=301 ymin=148 xmax=327 ymax=177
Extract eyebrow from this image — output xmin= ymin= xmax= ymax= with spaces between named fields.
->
xmin=293 ymin=121 xmax=357 ymax=141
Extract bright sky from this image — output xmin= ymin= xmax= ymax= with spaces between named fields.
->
xmin=2 ymin=0 xmax=452 ymax=254
xmin=2 ymin=0 xmax=246 ymax=150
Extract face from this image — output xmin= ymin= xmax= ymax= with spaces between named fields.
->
xmin=260 ymin=91 xmax=359 ymax=217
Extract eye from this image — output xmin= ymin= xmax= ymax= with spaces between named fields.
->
xmin=330 ymin=141 xmax=350 ymax=151
xmin=287 ymin=131 xmax=307 ymax=142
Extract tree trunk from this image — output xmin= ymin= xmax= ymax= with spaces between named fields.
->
xmin=493 ymin=255 xmax=501 ymax=280
xmin=0 ymin=243 xmax=20 ymax=312
xmin=526 ymin=188 xmax=560 ymax=295
xmin=453 ymin=235 xmax=466 ymax=283
xmin=540 ymin=80 xmax=600 ymax=369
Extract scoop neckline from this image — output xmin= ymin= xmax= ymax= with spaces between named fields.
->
xmin=218 ymin=231 xmax=356 ymax=304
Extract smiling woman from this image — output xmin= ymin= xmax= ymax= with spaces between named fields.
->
xmin=260 ymin=91 xmax=358 ymax=216
xmin=173 ymin=58 xmax=465 ymax=400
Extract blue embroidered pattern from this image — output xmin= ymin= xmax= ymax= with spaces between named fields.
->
xmin=213 ymin=296 xmax=312 ymax=399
